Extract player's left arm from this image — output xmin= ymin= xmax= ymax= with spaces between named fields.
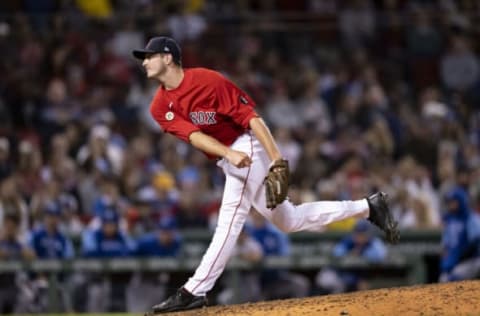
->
xmin=250 ymin=117 xmax=290 ymax=209
xmin=214 ymin=74 xmax=280 ymax=162
xmin=249 ymin=117 xmax=282 ymax=162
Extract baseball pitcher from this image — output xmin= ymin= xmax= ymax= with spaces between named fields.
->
xmin=132 ymin=36 xmax=400 ymax=315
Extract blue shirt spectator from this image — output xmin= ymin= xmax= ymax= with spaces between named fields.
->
xmin=333 ymin=220 xmax=387 ymax=263
xmin=0 ymin=237 xmax=23 ymax=260
xmin=467 ymin=212 xmax=480 ymax=258
xmin=29 ymin=202 xmax=74 ymax=259
xmin=91 ymin=177 xmax=126 ymax=219
xmin=135 ymin=216 xmax=182 ymax=257
xmin=247 ymin=221 xmax=290 ymax=256
xmin=246 ymin=211 xmax=310 ymax=300
xmin=246 ymin=212 xmax=291 ymax=284
xmin=0 ymin=214 xmax=34 ymax=260
xmin=315 ymin=220 xmax=387 ymax=294
xmin=0 ymin=213 xmax=35 ymax=315
xmin=441 ymin=187 xmax=478 ymax=273
xmin=82 ymin=208 xmax=134 ymax=258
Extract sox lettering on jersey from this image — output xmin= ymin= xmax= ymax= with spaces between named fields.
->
xmin=190 ymin=111 xmax=217 ymax=125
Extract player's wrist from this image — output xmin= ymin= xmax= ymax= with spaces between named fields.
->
xmin=268 ymin=157 xmax=286 ymax=169
xmin=223 ymin=148 xmax=232 ymax=159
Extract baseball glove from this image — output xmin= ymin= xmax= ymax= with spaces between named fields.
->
xmin=264 ymin=159 xmax=289 ymax=209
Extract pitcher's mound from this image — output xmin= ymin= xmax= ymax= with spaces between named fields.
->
xmin=170 ymin=280 xmax=480 ymax=316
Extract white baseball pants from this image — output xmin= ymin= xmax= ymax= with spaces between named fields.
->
xmin=184 ymin=132 xmax=370 ymax=296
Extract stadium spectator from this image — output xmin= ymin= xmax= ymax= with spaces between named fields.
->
xmin=264 ymin=80 xmax=302 ymax=130
xmin=81 ymin=208 xmax=135 ymax=312
xmin=127 ymin=216 xmax=182 ymax=312
xmin=338 ymin=0 xmax=376 ymax=49
xmin=2 ymin=1 xmax=480 ymax=312
xmin=0 ymin=175 xmax=30 ymax=243
xmin=82 ymin=207 xmax=134 ymax=258
xmin=406 ymin=8 xmax=443 ymax=89
xmin=29 ymin=201 xmax=74 ymax=259
xmin=247 ymin=210 xmax=310 ymax=300
xmin=441 ymin=36 xmax=480 ymax=93
xmin=87 ymin=176 xmax=129 ymax=230
xmin=439 ymin=187 xmax=480 ymax=282
xmin=77 ymin=124 xmax=125 ymax=177
xmin=274 ymin=127 xmax=302 ymax=172
xmin=135 ymin=216 xmax=182 ymax=257
xmin=165 ymin=1 xmax=208 ymax=43
xmin=0 ymin=137 xmax=12 ymax=180
xmin=27 ymin=201 xmax=74 ymax=312
xmin=0 ymin=213 xmax=35 ymax=314
xmin=315 ymin=220 xmax=388 ymax=294
xmin=217 ymin=227 xmax=264 ymax=305
xmin=175 ymin=193 xmax=208 ymax=228
xmin=16 ymin=141 xmax=44 ymax=201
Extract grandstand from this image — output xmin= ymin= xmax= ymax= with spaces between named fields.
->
xmin=0 ymin=0 xmax=479 ymax=314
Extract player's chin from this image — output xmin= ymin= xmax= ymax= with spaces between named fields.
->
xmin=145 ymin=69 xmax=156 ymax=78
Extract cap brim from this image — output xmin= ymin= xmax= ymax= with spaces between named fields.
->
xmin=132 ymin=49 xmax=155 ymax=60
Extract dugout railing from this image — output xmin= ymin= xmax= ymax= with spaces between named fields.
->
xmin=0 ymin=254 xmax=420 ymax=312
xmin=0 ymin=230 xmax=440 ymax=311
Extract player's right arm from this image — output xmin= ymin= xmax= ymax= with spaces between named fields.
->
xmin=150 ymin=94 xmax=251 ymax=168
xmin=189 ymin=131 xmax=252 ymax=168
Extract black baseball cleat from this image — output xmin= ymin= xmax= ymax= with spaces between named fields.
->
xmin=366 ymin=192 xmax=400 ymax=244
xmin=146 ymin=287 xmax=207 ymax=315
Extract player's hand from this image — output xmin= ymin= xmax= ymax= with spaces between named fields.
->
xmin=264 ymin=158 xmax=289 ymax=209
xmin=225 ymin=149 xmax=252 ymax=168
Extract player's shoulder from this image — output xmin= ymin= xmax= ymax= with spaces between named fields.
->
xmin=187 ymin=67 xmax=228 ymax=83
xmin=187 ymin=67 xmax=222 ymax=76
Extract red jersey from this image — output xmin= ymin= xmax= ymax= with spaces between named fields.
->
xmin=150 ymin=68 xmax=258 ymax=157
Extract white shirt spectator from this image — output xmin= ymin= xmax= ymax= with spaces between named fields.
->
xmin=167 ymin=13 xmax=207 ymax=43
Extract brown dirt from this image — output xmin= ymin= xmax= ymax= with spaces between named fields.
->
xmin=167 ymin=280 xmax=480 ymax=316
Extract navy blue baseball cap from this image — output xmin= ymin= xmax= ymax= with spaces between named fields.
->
xmin=132 ymin=36 xmax=182 ymax=64
xmin=353 ymin=220 xmax=371 ymax=233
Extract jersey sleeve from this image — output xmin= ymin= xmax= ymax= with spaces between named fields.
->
xmin=150 ymin=95 xmax=200 ymax=143
xmin=215 ymin=76 xmax=259 ymax=128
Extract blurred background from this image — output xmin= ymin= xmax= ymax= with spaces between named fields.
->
xmin=1 ymin=0 xmax=480 ymax=314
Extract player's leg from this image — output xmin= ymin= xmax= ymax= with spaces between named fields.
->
xmin=149 ymin=133 xmax=262 ymax=314
xmin=183 ymin=168 xmax=254 ymax=296
xmin=244 ymin=134 xmax=371 ymax=233
xmin=149 ymin=171 xmax=253 ymax=314
xmin=252 ymin=187 xmax=369 ymax=233
xmin=182 ymin=133 xmax=267 ymax=297
xmin=251 ymin=163 xmax=399 ymax=243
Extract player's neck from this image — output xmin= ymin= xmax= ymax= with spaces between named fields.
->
xmin=158 ymin=67 xmax=184 ymax=90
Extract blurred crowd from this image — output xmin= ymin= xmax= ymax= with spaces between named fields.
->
xmin=1 ymin=0 xmax=480 ymax=313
